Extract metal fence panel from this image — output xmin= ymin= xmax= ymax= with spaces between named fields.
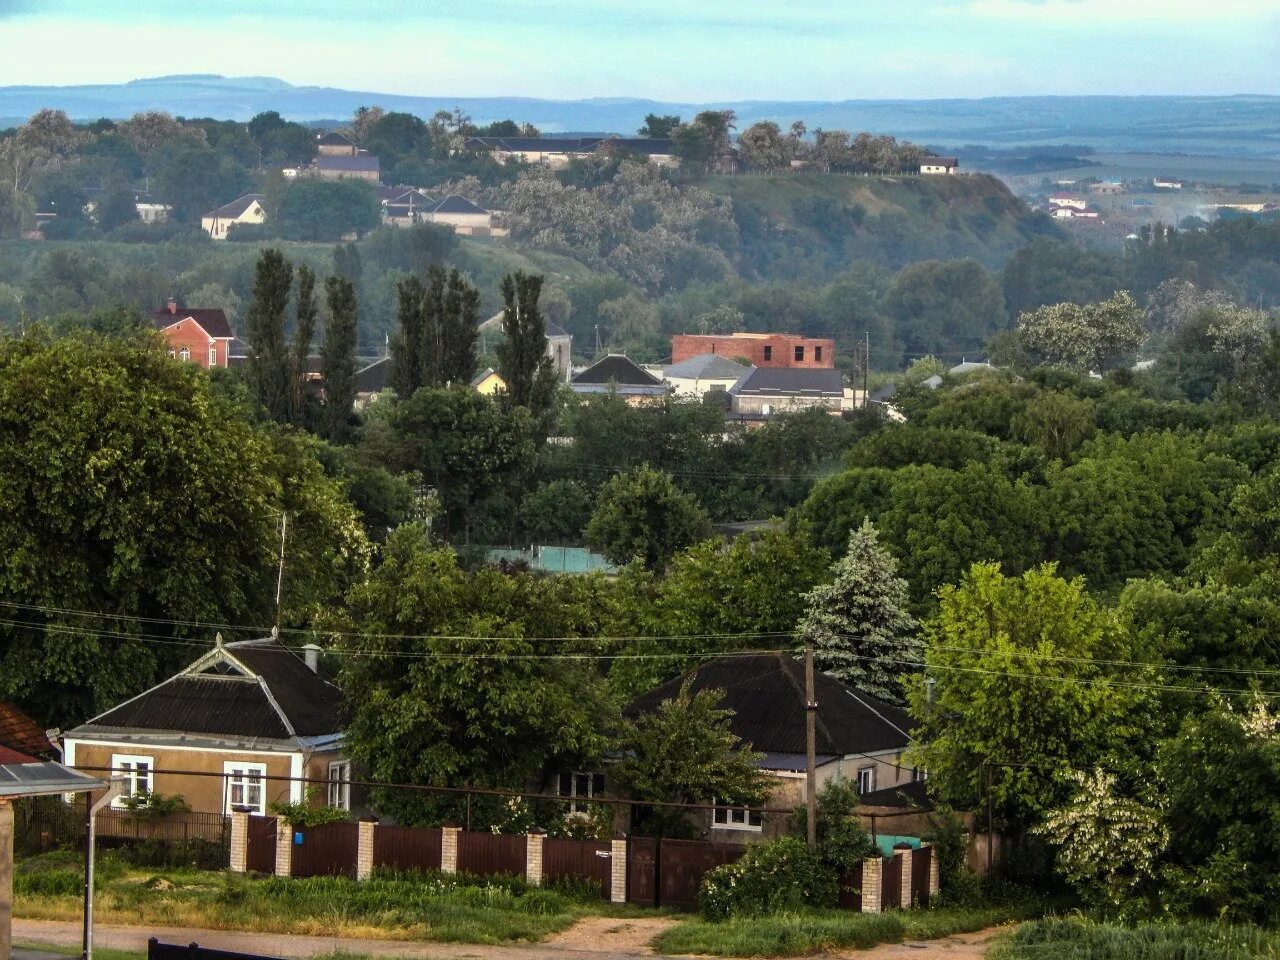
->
xmin=542 ymin=837 xmax=612 ymax=897
xmin=372 ymin=825 xmax=442 ymax=874
xmin=627 ymin=836 xmax=657 ymax=906
xmin=290 ymin=821 xmax=359 ymax=878
xmin=911 ymin=846 xmax=932 ymax=907
xmin=881 ymin=855 xmax=903 ymax=910
xmin=456 ymin=830 xmax=526 ymax=879
xmin=246 ymin=815 xmax=276 ymax=875
xmin=837 ymin=861 xmax=864 ymax=911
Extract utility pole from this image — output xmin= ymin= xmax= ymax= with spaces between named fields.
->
xmin=274 ymin=512 xmax=288 ymax=627
xmin=804 ymin=639 xmax=818 ymax=851
xmin=862 ymin=331 xmax=870 ymax=408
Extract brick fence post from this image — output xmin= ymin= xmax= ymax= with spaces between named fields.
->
xmin=357 ymin=819 xmax=377 ymax=882
xmin=274 ymin=817 xmax=292 ymax=878
xmin=927 ymin=843 xmax=941 ymax=895
xmin=229 ymin=811 xmax=249 ymax=873
xmin=860 ymin=857 xmax=882 ymax=913
xmin=897 ymin=848 xmax=913 ymax=907
xmin=610 ymin=837 xmax=627 ymax=904
xmin=525 ymin=832 xmax=545 ymax=886
xmin=441 ymin=826 xmax=460 ymax=875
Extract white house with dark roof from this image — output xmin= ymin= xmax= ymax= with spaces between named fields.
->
xmin=662 ymin=353 xmax=753 ymax=397
xmin=728 ymin=366 xmax=846 ymax=419
xmin=201 ymin=194 xmax=266 ymax=240
xmin=919 ymin=157 xmax=959 ymax=175
xmin=62 ymin=634 xmax=351 ymax=816
xmin=314 ymin=154 xmax=380 ymax=183
xmin=569 ymin=354 xmax=670 ymax=403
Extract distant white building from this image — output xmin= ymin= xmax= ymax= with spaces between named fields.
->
xmin=919 ymin=157 xmax=959 ymax=175
xmin=1048 ymin=194 xmax=1087 ymax=210
xmin=200 ymin=194 xmax=266 ymax=240
xmin=661 ymin=353 xmax=753 ymax=398
xmin=1152 ymin=178 xmax=1184 ymax=190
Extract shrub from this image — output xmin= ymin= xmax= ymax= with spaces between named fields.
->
xmin=699 ymin=836 xmax=836 ymax=921
xmin=268 ymin=798 xmax=351 ymax=828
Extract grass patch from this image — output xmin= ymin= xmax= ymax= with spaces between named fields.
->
xmin=15 ymin=943 xmax=144 ymax=960
xmin=655 ymin=901 xmax=1048 ymax=957
xmin=990 ymin=917 xmax=1280 ymax=960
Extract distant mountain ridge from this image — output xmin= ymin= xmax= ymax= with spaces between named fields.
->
xmin=3 ymin=74 xmax=1280 ymax=156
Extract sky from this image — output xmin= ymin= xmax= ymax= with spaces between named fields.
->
xmin=0 ymin=0 xmax=1278 ymax=100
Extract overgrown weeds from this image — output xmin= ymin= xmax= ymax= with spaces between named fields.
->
xmin=990 ymin=917 xmax=1280 ymax=960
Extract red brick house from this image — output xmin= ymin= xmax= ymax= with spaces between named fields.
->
xmin=152 ymin=300 xmax=235 ymax=369
xmin=672 ymin=333 xmax=835 ymax=369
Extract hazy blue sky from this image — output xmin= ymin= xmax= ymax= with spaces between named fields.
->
xmin=1 ymin=0 xmax=1278 ymax=99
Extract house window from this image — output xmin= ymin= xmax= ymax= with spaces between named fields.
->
xmin=327 ymin=760 xmax=352 ymax=811
xmin=795 ymin=345 xmax=805 ymax=362
xmin=815 ymin=346 xmax=823 ymax=362
xmin=558 ymin=771 xmax=604 ymax=815
xmin=712 ymin=801 xmax=763 ymax=831
xmin=110 ymin=754 xmax=153 ymax=807
xmin=912 ymin=767 xmax=928 ymax=783
xmin=762 ymin=345 xmax=773 ymax=362
xmin=857 ymin=765 xmax=877 ymax=796
xmin=179 ymin=347 xmax=190 ymax=362
xmin=208 ymin=346 xmax=218 ymax=367
xmin=224 ymin=762 xmax=268 ymax=814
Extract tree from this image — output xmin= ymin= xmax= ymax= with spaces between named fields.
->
xmin=1017 ymin=292 xmax=1146 ymax=373
xmin=435 ymin=267 xmax=481 ymax=387
xmin=321 ymin=275 xmax=358 ymax=442
xmin=585 ymin=465 xmax=713 ymax=571
xmin=94 ymin=177 xmax=140 ymax=233
xmin=790 ymin=777 xmax=877 ymax=875
xmin=1010 ymin=390 xmax=1096 ymax=461
xmin=693 ymin=304 xmax=745 ymax=335
xmin=0 ymin=331 xmax=365 ymax=724
xmin=290 ymin=265 xmax=318 ymax=427
xmin=737 ymin=121 xmax=794 ymax=172
xmin=338 ymin=526 xmax=616 ymax=826
xmin=496 ymin=271 xmax=557 ymax=420
xmin=637 ymin=114 xmax=681 ymax=138
xmin=245 ymin=249 xmax=294 ymax=423
xmin=882 ymin=260 xmax=1008 ymax=361
xmin=906 ymin=563 xmax=1158 ymax=831
xmin=798 ymin=519 xmax=919 ymax=703
xmin=152 ymin=143 xmax=249 ymax=222
xmin=390 ymin=274 xmax=426 ymax=397
xmin=278 ymin=179 xmax=380 ymax=241
xmin=611 ymin=681 xmax=770 ymax=837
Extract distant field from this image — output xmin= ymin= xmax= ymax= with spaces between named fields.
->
xmin=1034 ymin=152 xmax=1280 ymax=187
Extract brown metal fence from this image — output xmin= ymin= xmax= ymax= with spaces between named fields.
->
xmin=246 ymin=814 xmax=277 ymax=875
xmin=291 ymin=821 xmax=359 ymax=878
xmin=456 ymin=830 xmax=526 ymax=879
xmin=910 ymin=846 xmax=932 ymax=907
xmin=837 ymin=861 xmax=865 ymax=911
xmin=372 ymin=824 xmax=443 ymax=874
xmin=542 ymin=837 xmax=612 ymax=898
xmin=881 ymin=855 xmax=903 ymax=910
xmin=626 ymin=836 xmax=743 ymax=910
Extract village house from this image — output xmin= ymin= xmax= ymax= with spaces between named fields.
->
xmin=314 ymin=154 xmax=381 ymax=183
xmin=672 ymin=332 xmax=835 ymax=369
xmin=61 ymin=634 xmax=352 ymax=817
xmin=201 ymin=194 xmax=266 ymax=240
xmin=623 ymin=654 xmax=917 ymax=842
xmin=354 ymin=356 xmax=391 ymax=408
xmin=315 ymin=131 xmax=358 ymax=157
xmin=1152 ymin=177 xmax=1184 ymax=190
xmin=152 ymin=299 xmax=235 ymax=369
xmin=661 ymin=353 xmax=753 ymax=398
xmin=1047 ymin=194 xmax=1087 ymax=210
xmin=918 ymin=157 xmax=959 ymax=175
xmin=728 ymin=366 xmax=846 ymax=419
xmin=471 ymin=367 xmax=506 ymax=395
xmin=424 ymin=195 xmax=503 ymax=235
xmin=465 ymin=135 xmax=677 ymax=169
xmin=569 ymin=354 xmax=671 ymax=403
xmin=478 ymin=313 xmax=573 ymax=382
xmin=378 ymin=187 xmax=436 ymax=225
xmin=1091 ymin=180 xmax=1125 ymax=195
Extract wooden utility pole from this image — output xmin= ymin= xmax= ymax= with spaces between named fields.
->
xmin=804 ymin=639 xmax=818 ymax=850
xmin=863 ymin=332 xmax=870 ymax=407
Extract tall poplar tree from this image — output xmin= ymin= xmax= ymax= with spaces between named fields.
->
xmin=290 ymin=265 xmax=318 ymax=426
xmin=496 ymin=270 xmax=556 ymax=418
xmin=390 ymin=274 xmax=426 ymax=398
xmin=245 ymin=248 xmax=293 ymax=423
xmin=321 ymin=275 xmax=358 ymax=443
xmin=797 ymin=519 xmax=918 ymax=703
xmin=439 ymin=268 xmax=480 ymax=387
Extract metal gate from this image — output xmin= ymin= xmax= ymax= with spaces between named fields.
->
xmin=881 ymin=854 xmax=903 ymax=910
xmin=911 ymin=845 xmax=932 ymax=907
xmin=291 ymin=821 xmax=359 ymax=878
xmin=543 ymin=838 xmax=612 ymax=898
xmin=245 ymin=815 xmax=276 ymax=875
xmin=625 ymin=836 xmax=742 ymax=910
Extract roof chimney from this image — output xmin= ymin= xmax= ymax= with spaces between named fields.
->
xmin=166 ymin=297 xmax=178 ymax=315
xmin=302 ymin=643 xmax=322 ymax=673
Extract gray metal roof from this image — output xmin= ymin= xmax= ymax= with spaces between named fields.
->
xmin=663 ymin=353 xmax=752 ymax=381
xmin=0 ymin=760 xmax=103 ymax=798
xmin=729 ymin=367 xmax=844 ymax=398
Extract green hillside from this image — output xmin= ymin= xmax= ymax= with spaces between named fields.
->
xmin=706 ymin=173 xmax=1063 ymax=280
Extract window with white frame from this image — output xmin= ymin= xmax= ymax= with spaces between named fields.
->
xmin=558 ymin=771 xmax=604 ymax=815
xmin=110 ymin=754 xmax=153 ymax=807
xmin=208 ymin=345 xmax=218 ymax=367
xmin=327 ymin=760 xmax=351 ymax=811
xmin=224 ymin=762 xmax=268 ymax=814
xmin=857 ymin=765 xmax=876 ymax=796
xmin=712 ymin=800 xmax=762 ymax=831
xmin=179 ymin=346 xmax=190 ymax=362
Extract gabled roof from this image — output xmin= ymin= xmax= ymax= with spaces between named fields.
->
xmin=152 ymin=306 xmax=234 ymax=340
xmin=316 ymin=155 xmax=380 ymax=173
xmin=471 ymin=367 xmax=503 ymax=388
xmin=355 ymin=356 xmax=390 ymax=393
xmin=316 ymin=131 xmax=355 ymax=146
xmin=428 ymin=195 xmax=490 ymax=215
xmin=920 ymin=156 xmax=958 ymax=167
xmin=626 ymin=653 xmax=913 ymax=757
xmin=205 ymin=194 xmax=264 ymax=220
xmin=730 ymin=367 xmax=843 ymax=398
xmin=69 ymin=636 xmax=342 ymax=743
xmin=664 ymin=353 xmax=752 ymax=381
xmin=0 ymin=702 xmax=54 ymax=758
xmin=571 ymin=354 xmax=664 ymax=387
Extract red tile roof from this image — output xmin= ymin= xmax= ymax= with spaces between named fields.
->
xmin=0 ymin=702 xmax=54 ymax=757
